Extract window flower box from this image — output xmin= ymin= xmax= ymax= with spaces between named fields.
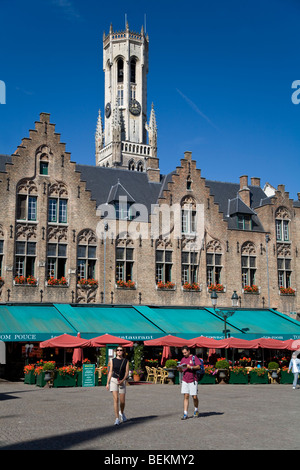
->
xmin=279 ymin=287 xmax=296 ymax=296
xmin=156 ymin=281 xmax=175 ymax=290
xmin=116 ymin=279 xmax=136 ymax=289
xmin=243 ymin=285 xmax=260 ymax=294
xmin=47 ymin=277 xmax=69 ymax=287
xmin=14 ymin=275 xmax=38 ymax=286
xmin=182 ymin=282 xmax=201 ymax=291
xmin=77 ymin=278 xmax=98 ymax=288
xmin=208 ymin=284 xmax=225 ymax=293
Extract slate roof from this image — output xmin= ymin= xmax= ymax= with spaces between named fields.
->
xmin=1 ymin=152 xmax=298 ymax=230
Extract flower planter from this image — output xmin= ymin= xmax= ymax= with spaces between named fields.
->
xmin=100 ymin=374 xmax=108 ymax=386
xmin=249 ymin=371 xmax=268 ymax=384
xmin=229 ymin=372 xmax=249 ymax=384
xmin=133 ymin=374 xmax=140 ymax=382
xmin=24 ymin=370 xmax=36 ymax=384
xmin=53 ymin=372 xmax=76 ymax=387
xmin=280 ymin=370 xmax=294 ymax=384
xmin=36 ymin=372 xmax=47 ymax=387
xmin=199 ymin=374 xmax=216 ymax=384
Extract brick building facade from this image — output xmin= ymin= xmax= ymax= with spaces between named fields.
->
xmin=0 ymin=23 xmax=299 ymax=319
xmin=0 ymin=111 xmax=299 ymax=318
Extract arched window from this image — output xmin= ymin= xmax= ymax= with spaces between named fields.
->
xmin=48 ymin=182 xmax=68 ymax=224
xmin=77 ymin=230 xmax=97 ymax=283
xmin=16 ymin=179 xmax=38 ymax=222
xmin=181 ymin=196 xmax=196 ymax=235
xmin=156 ymin=239 xmax=173 ymax=285
xmin=117 ymin=58 xmax=124 ymax=83
xmin=275 ymin=207 xmax=290 ymax=241
xmin=206 ymin=239 xmax=222 ymax=287
xmin=130 ymin=58 xmax=136 ymax=83
xmin=129 ymin=160 xmax=135 ymax=171
xmin=137 ymin=161 xmax=143 ymax=172
xmin=116 ymin=238 xmax=134 ymax=283
xmin=241 ymin=242 xmax=256 ymax=288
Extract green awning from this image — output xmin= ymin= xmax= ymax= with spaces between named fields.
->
xmin=135 ymin=306 xmax=245 ymax=340
xmin=55 ymin=304 xmax=166 ymax=340
xmin=0 ymin=304 xmax=77 ymax=342
xmin=214 ymin=308 xmax=300 ymax=340
xmin=135 ymin=306 xmax=300 ymax=340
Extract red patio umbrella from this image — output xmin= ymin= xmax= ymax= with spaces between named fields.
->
xmin=217 ymin=337 xmax=261 ymax=349
xmin=255 ymin=338 xmax=291 ymax=349
xmin=188 ymin=336 xmax=224 ymax=349
xmin=289 ymin=339 xmax=300 ymax=351
xmin=72 ymin=333 xmax=84 ymax=366
xmin=89 ymin=333 xmax=133 ymax=347
xmin=40 ymin=333 xmax=91 ymax=348
xmin=144 ymin=335 xmax=189 ymax=347
xmin=161 ymin=346 xmax=172 ymax=366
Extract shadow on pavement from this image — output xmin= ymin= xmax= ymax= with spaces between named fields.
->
xmin=0 ymin=415 xmax=159 ymax=450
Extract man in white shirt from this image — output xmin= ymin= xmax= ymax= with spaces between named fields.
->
xmin=288 ymin=352 xmax=300 ymax=389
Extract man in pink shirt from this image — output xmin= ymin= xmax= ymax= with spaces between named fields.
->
xmin=178 ymin=346 xmax=201 ymax=420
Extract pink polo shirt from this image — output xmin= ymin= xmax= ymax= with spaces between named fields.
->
xmin=180 ymin=355 xmax=201 ymax=383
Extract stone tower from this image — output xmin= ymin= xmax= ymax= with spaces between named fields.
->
xmin=95 ymin=22 xmax=160 ymax=182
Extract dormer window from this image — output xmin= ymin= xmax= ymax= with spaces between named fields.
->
xmin=115 ymin=201 xmax=133 ymax=220
xmin=237 ymin=215 xmax=252 ymax=230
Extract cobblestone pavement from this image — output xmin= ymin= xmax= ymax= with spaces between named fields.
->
xmin=0 ymin=381 xmax=299 ymax=451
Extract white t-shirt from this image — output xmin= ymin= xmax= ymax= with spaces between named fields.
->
xmin=291 ymin=359 xmax=298 ymax=373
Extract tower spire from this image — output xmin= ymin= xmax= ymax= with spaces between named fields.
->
xmin=95 ymin=109 xmax=104 ymax=164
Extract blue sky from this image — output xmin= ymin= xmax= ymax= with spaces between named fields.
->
xmin=1 ymin=0 xmax=300 ymax=198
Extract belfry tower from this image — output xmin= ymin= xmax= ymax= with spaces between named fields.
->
xmin=95 ymin=22 xmax=160 ymax=182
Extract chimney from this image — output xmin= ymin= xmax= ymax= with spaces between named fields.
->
xmin=251 ymin=177 xmax=261 ymax=187
xmin=239 ymin=175 xmax=250 ymax=206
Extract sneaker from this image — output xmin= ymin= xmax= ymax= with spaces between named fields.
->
xmin=119 ymin=412 xmax=127 ymax=422
xmin=193 ymin=411 xmax=199 ymax=418
xmin=181 ymin=414 xmax=188 ymax=420
xmin=114 ymin=418 xmax=120 ymax=426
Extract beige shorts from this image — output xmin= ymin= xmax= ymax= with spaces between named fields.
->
xmin=110 ymin=377 xmax=126 ymax=394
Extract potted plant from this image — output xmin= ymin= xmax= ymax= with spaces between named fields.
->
xmin=35 ymin=361 xmax=56 ymax=387
xmin=133 ymin=343 xmax=144 ymax=381
xmin=216 ymin=359 xmax=229 ymax=384
xmin=249 ymin=367 xmax=268 ymax=384
xmin=229 ymin=366 xmax=248 ymax=384
xmin=132 ymin=368 xmax=143 ymax=382
xmin=165 ymin=359 xmax=178 ymax=384
xmin=268 ymin=361 xmax=280 ymax=383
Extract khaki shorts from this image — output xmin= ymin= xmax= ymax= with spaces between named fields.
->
xmin=110 ymin=377 xmax=126 ymax=394
xmin=181 ymin=380 xmax=198 ymax=396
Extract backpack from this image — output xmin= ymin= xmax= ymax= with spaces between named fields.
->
xmin=192 ymin=355 xmax=205 ymax=382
